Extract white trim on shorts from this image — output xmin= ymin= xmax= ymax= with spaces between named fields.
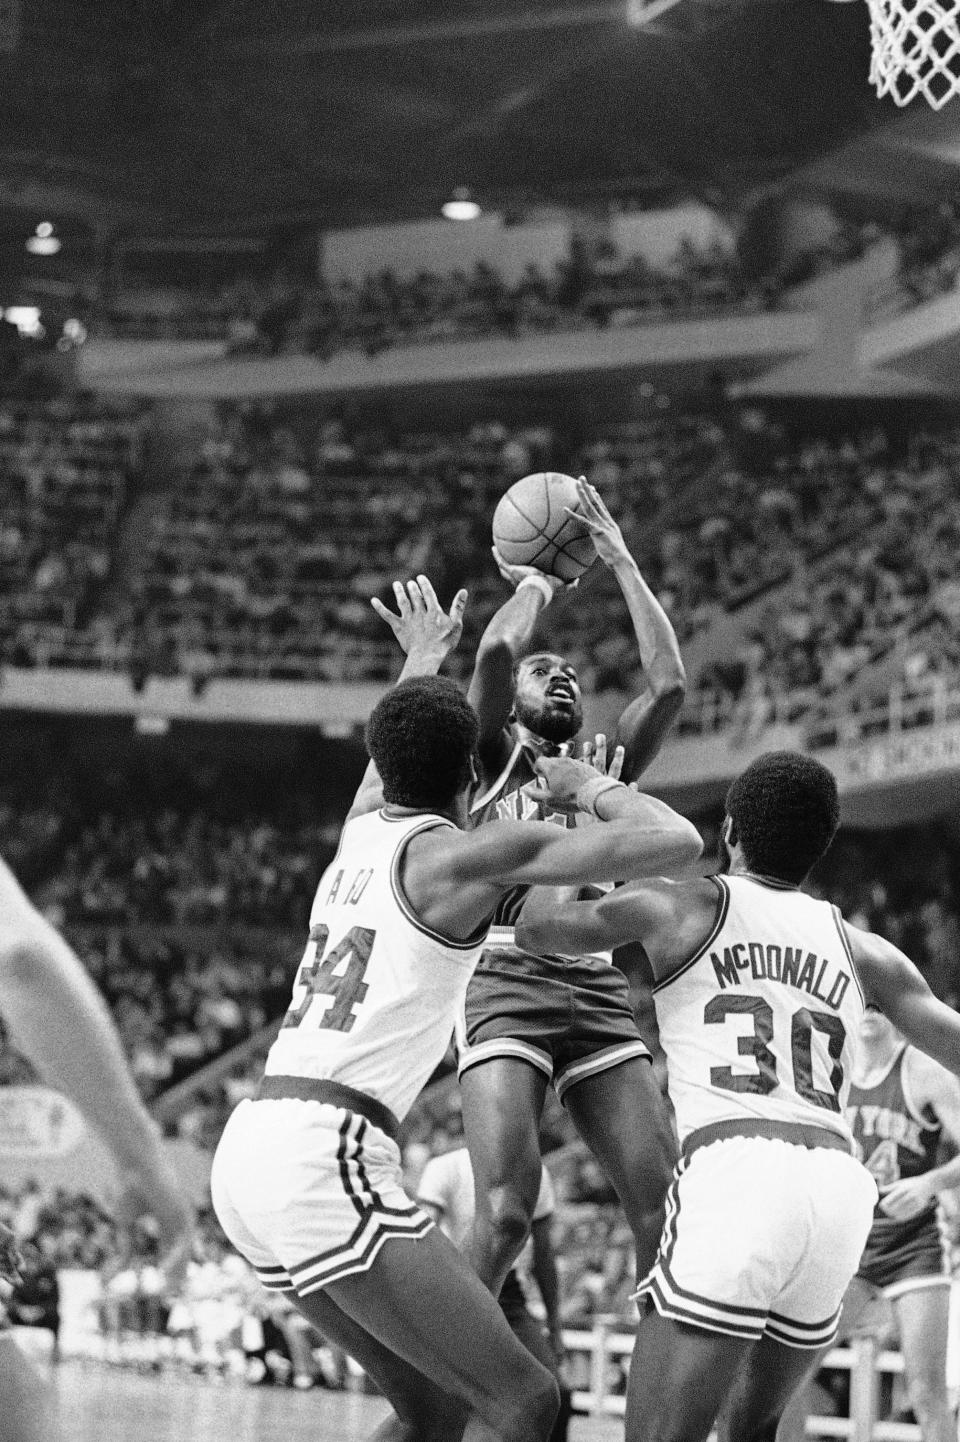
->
xmin=884 ymin=1272 xmax=952 ymax=1302
xmin=457 ymin=1035 xmax=554 ymax=1080
xmin=250 ymin=1112 xmax=433 ymax=1296
xmin=555 ymin=1040 xmax=652 ymax=1101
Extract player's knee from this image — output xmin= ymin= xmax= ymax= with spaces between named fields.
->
xmin=478 ymin=1184 xmax=535 ymax=1252
xmin=495 ymin=1366 xmax=560 ymax=1442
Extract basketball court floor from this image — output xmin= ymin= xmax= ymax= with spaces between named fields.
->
xmin=55 ymin=1361 xmax=624 ymax=1442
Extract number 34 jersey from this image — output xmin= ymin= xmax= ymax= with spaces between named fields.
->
xmin=654 ymin=875 xmax=866 ymax=1146
xmin=264 ymin=809 xmax=487 ymax=1122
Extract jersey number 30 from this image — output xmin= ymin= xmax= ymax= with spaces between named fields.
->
xmin=282 ymin=925 xmax=375 ymax=1034
xmin=704 ymin=995 xmax=845 ymax=1112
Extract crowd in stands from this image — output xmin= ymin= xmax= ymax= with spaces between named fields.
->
xmin=4 ymin=392 xmax=960 ymax=745
xmin=878 ymin=201 xmax=960 ymax=318
xmin=0 ymin=394 xmax=144 ymax=671
xmin=100 ymin=232 xmax=780 ymax=356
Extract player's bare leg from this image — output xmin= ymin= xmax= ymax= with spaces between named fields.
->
xmin=721 ymin=1334 xmax=834 ymax=1442
xmin=0 ymin=1336 xmax=55 ymax=1442
xmin=626 ymin=1308 xmax=751 ymax=1442
xmin=774 ymin=1276 xmax=875 ymax=1442
xmin=893 ymin=1286 xmax=953 ymax=1442
xmin=564 ymin=1057 xmax=676 ymax=1279
xmin=461 ymin=1058 xmax=550 ymax=1295
xmin=291 ymin=1286 xmax=465 ymax=1442
xmin=314 ymin=1225 xmax=559 ymax=1442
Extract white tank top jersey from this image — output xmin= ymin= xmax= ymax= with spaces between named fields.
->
xmin=654 ymin=874 xmax=865 ymax=1145
xmin=264 ymin=809 xmax=487 ymax=1121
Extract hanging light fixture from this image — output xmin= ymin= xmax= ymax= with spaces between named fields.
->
xmin=26 ymin=222 xmax=61 ymax=256
xmin=441 ymin=188 xmax=481 ymax=221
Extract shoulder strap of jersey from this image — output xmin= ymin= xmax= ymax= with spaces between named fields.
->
xmin=469 ymin=740 xmax=524 ymax=817
xmin=652 ymin=876 xmax=730 ymax=993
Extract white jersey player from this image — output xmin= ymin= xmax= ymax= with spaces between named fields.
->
xmin=210 ymin=575 xmax=702 ymax=1442
xmin=517 ymin=750 xmax=960 ymax=1442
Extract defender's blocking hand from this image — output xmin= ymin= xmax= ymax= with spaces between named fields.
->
xmin=522 ymin=754 xmax=620 ymax=814
xmin=580 ymin=733 xmax=625 ymax=780
xmin=371 ymin=576 xmax=468 ymax=667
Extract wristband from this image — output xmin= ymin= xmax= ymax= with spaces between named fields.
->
xmin=516 ymin=574 xmax=555 ymax=605
xmin=575 ymin=775 xmax=624 ymax=818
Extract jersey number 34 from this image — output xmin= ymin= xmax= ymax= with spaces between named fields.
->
xmin=281 ymin=925 xmax=375 ymax=1034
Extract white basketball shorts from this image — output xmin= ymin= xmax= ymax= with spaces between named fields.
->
xmin=210 ymin=1097 xmax=433 ymax=1296
xmin=635 ymin=1132 xmax=878 ymax=1348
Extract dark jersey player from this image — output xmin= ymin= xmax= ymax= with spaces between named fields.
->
xmin=779 ymin=1007 xmax=960 ymax=1442
xmin=461 ymin=477 xmax=686 ymax=1295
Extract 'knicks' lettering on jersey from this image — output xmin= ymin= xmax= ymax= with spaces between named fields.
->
xmin=845 ymin=1103 xmax=927 ymax=1158
xmin=492 ymin=788 xmax=572 ymax=827
xmin=711 ymin=941 xmax=851 ymax=1011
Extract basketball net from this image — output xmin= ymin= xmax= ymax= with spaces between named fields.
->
xmin=866 ymin=0 xmax=960 ymax=108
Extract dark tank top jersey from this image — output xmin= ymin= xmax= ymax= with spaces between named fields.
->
xmin=846 ymin=1044 xmax=941 ymax=1240
xmin=469 ymin=738 xmax=601 ymax=938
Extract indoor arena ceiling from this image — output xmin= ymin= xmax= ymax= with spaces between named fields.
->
xmin=0 ymin=0 xmax=955 ymax=235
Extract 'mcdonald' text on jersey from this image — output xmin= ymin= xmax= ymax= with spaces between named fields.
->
xmin=710 ymin=942 xmax=851 ymax=1011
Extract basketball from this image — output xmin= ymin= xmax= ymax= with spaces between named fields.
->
xmin=492 ymin=472 xmax=595 ymax=583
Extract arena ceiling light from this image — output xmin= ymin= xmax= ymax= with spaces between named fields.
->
xmin=442 ymin=188 xmax=481 ymax=221
xmin=25 ymin=222 xmax=61 ymax=256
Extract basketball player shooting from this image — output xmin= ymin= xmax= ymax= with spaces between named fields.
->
xmin=0 ymin=856 xmax=193 ymax=1442
xmin=210 ymin=575 xmax=702 ymax=1442
xmin=460 ymin=476 xmax=686 ymax=1300
xmin=517 ymin=751 xmax=960 ymax=1442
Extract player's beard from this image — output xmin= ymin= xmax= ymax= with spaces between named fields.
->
xmin=513 ymin=693 xmax=583 ymax=745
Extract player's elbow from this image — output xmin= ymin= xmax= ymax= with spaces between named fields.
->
xmin=644 ymin=819 xmax=702 ymax=873
xmin=515 ymin=912 xmax=557 ymax=954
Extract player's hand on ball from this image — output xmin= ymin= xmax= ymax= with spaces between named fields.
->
xmin=567 ymin=477 xmax=631 ymax=569
xmin=491 ymin=547 xmax=568 ymax=595
xmin=580 ymin=734 xmax=625 ymax=780
xmin=371 ymin=575 xmax=468 ymax=666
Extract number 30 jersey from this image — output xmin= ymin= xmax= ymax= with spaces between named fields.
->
xmin=654 ymin=874 xmax=865 ymax=1146
xmin=264 ymin=809 xmax=487 ymax=1122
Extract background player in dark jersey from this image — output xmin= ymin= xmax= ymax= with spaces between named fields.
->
xmin=462 ymin=476 xmax=686 ymax=1297
xmin=779 ymin=1008 xmax=960 ymax=1442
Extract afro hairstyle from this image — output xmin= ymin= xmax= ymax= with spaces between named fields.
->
xmin=365 ymin=675 xmax=479 ymax=810
xmin=725 ymin=750 xmax=840 ymax=884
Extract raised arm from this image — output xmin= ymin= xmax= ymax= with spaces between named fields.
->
xmin=466 ymin=551 xmax=564 ymax=755
xmin=0 ymin=858 xmax=191 ymax=1265
xmin=849 ymin=923 xmax=960 ymax=1078
xmin=572 ymin=480 xmax=685 ymax=781
xmin=346 ymin=575 xmax=468 ymax=820
xmin=877 ymin=1050 xmax=960 ymax=1220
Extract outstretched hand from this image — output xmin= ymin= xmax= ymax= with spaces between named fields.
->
xmin=372 ymin=575 xmax=468 ymax=668
xmin=566 ymin=477 xmax=632 ymax=569
xmin=580 ymin=733 xmax=625 ymax=780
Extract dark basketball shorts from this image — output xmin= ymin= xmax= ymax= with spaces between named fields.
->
xmin=856 ymin=1210 xmax=950 ymax=1299
xmin=455 ymin=947 xmax=651 ymax=1102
